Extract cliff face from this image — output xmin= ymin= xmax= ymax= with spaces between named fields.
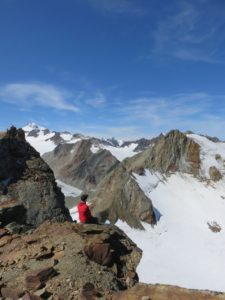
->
xmin=43 ymin=139 xmax=119 ymax=191
xmin=0 ymin=127 xmax=71 ymax=229
xmin=123 ymin=130 xmax=201 ymax=176
xmin=92 ymin=165 xmax=156 ymax=230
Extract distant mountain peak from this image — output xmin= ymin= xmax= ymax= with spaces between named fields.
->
xmin=23 ymin=122 xmax=46 ymax=131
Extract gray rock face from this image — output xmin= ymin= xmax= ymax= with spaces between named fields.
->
xmin=92 ymin=165 xmax=156 ymax=229
xmin=43 ymin=140 xmax=119 ymax=191
xmin=0 ymin=126 xmax=72 ymax=228
xmin=124 ymin=130 xmax=200 ymax=176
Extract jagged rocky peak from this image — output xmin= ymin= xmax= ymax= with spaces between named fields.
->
xmin=0 ymin=126 xmax=71 ymax=231
xmin=124 ymin=129 xmax=201 ymax=176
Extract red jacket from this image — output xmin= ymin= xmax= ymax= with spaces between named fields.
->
xmin=77 ymin=201 xmax=92 ymax=223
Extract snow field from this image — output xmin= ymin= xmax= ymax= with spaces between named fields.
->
xmin=118 ymin=171 xmax=225 ymax=292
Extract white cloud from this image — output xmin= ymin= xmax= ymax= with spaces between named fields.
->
xmin=0 ymin=83 xmax=79 ymax=112
xmin=152 ymin=1 xmax=225 ymax=63
xmin=116 ymin=92 xmax=225 ymax=133
xmin=85 ymin=91 xmax=106 ymax=108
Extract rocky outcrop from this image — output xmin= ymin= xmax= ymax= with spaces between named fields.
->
xmin=43 ymin=140 xmax=119 ymax=191
xmin=112 ymin=283 xmax=225 ymax=300
xmin=92 ymin=165 xmax=156 ymax=229
xmin=0 ymin=221 xmax=142 ymax=299
xmin=209 ymin=166 xmax=223 ymax=182
xmin=0 ymin=126 xmax=71 ymax=229
xmin=124 ymin=130 xmax=201 ymax=176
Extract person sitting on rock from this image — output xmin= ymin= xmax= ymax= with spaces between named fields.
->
xmin=77 ymin=194 xmax=98 ymax=224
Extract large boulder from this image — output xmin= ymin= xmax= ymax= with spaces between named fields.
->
xmin=0 ymin=126 xmax=71 ymax=228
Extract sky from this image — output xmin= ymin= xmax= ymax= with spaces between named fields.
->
xmin=0 ymin=0 xmax=225 ymax=140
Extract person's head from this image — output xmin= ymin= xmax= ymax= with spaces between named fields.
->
xmin=81 ymin=194 xmax=88 ymax=202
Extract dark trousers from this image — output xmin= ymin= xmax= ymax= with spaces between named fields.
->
xmin=86 ymin=216 xmax=99 ymax=224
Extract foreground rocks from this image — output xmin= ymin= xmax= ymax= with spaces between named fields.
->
xmin=0 ymin=126 xmax=71 ymax=229
xmin=0 ymin=221 xmax=142 ymax=299
xmin=1 ymin=220 xmax=225 ymax=300
xmin=112 ymin=283 xmax=225 ymax=300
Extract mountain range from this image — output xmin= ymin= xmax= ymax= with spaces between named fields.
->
xmin=22 ymin=122 xmax=225 ymax=293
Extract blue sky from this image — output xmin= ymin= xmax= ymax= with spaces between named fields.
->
xmin=0 ymin=0 xmax=225 ymax=139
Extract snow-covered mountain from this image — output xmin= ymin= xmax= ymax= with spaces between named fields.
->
xmin=23 ymin=123 xmax=146 ymax=160
xmin=23 ymin=123 xmax=84 ymax=155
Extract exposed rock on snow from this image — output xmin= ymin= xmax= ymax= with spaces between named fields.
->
xmin=209 ymin=166 xmax=223 ymax=182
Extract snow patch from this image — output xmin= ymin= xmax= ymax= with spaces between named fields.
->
xmin=56 ymin=180 xmax=82 ymax=198
xmin=101 ymin=143 xmax=138 ymax=161
xmin=90 ymin=144 xmax=100 ymax=154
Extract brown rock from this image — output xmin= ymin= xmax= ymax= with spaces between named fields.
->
xmin=1 ymin=287 xmax=24 ymax=299
xmin=23 ymin=293 xmax=43 ymax=300
xmin=209 ymin=166 xmax=222 ymax=182
xmin=0 ymin=235 xmax=12 ymax=248
xmin=53 ymin=251 xmax=64 ymax=260
xmin=25 ymin=267 xmax=57 ymax=290
xmin=0 ymin=228 xmax=8 ymax=238
xmin=185 ymin=140 xmax=201 ymax=175
xmin=80 ymin=282 xmax=97 ymax=300
xmin=84 ymin=242 xmax=112 ymax=266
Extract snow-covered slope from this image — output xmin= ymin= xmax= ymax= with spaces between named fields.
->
xmin=116 ymin=134 xmax=225 ymax=292
xmin=24 ymin=131 xmax=56 ymax=155
xmin=118 ymin=171 xmax=225 ymax=292
xmin=91 ymin=143 xmax=139 ymax=161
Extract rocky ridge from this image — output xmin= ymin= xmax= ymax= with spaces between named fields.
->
xmin=43 ymin=140 xmax=119 ymax=192
xmin=123 ymin=130 xmax=201 ymax=176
